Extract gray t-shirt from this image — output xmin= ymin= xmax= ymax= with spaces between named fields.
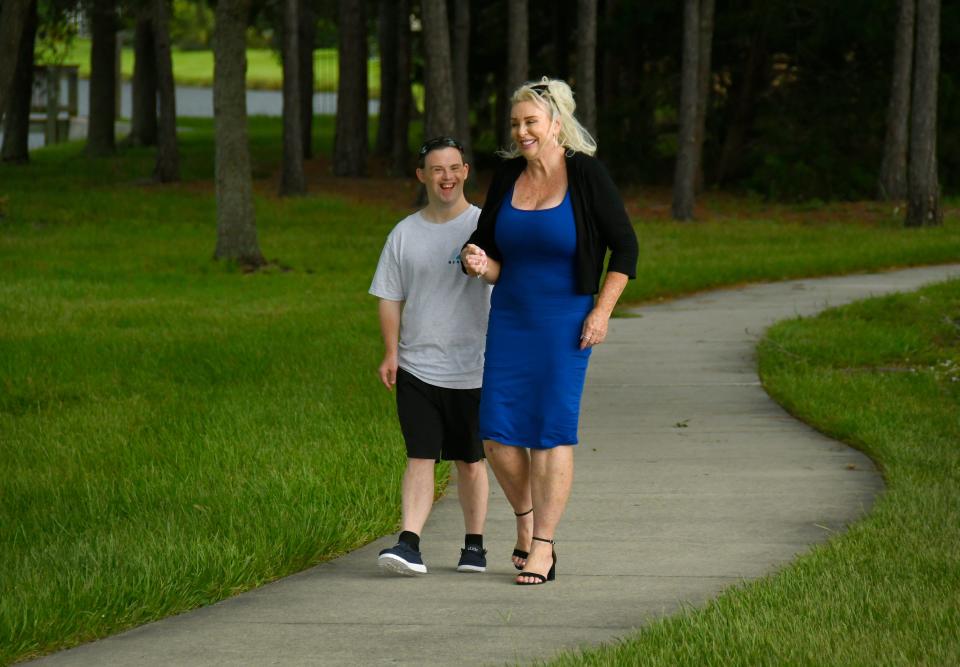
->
xmin=369 ymin=205 xmax=491 ymax=389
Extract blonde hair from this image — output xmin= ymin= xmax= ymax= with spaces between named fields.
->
xmin=498 ymin=77 xmax=597 ymax=158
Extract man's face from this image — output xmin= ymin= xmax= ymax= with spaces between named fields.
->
xmin=416 ymin=147 xmax=469 ymax=206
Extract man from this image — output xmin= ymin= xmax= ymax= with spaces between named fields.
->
xmin=369 ymin=137 xmax=491 ymax=576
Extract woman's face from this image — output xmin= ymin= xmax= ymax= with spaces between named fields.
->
xmin=510 ymin=100 xmax=560 ymax=160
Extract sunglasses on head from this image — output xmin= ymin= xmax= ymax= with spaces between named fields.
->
xmin=418 ymin=136 xmax=464 ymax=157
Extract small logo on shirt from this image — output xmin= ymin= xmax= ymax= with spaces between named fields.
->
xmin=447 ymin=250 xmax=462 ymax=266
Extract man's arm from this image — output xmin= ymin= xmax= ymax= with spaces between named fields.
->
xmin=377 ymin=298 xmax=403 ymax=390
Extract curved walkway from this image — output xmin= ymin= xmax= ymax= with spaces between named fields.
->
xmin=33 ymin=264 xmax=960 ymax=666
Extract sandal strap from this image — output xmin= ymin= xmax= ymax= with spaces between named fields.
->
xmin=514 ymin=508 xmax=534 ymax=517
xmin=532 ymin=536 xmax=555 ymax=544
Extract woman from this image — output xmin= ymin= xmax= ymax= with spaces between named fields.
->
xmin=461 ymin=77 xmax=638 ymax=585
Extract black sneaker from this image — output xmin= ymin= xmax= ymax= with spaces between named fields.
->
xmin=456 ymin=545 xmax=487 ymax=573
xmin=378 ymin=542 xmax=427 ymax=576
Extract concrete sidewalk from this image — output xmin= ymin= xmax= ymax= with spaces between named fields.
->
xmin=33 ymin=264 xmax=960 ymax=666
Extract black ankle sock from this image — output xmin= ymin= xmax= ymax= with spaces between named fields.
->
xmin=465 ymin=533 xmax=483 ymax=549
xmin=398 ymin=531 xmax=420 ymax=551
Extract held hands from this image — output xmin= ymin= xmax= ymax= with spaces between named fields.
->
xmin=579 ymin=308 xmax=610 ymax=350
xmin=378 ymin=353 xmax=398 ymax=390
xmin=461 ymin=244 xmax=488 ymax=278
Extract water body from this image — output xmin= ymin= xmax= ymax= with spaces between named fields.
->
xmin=14 ymin=79 xmax=379 ymax=151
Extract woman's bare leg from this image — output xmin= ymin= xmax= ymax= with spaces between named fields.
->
xmin=484 ymin=439 xmax=534 ymax=567
xmin=517 ymin=445 xmax=574 ymax=583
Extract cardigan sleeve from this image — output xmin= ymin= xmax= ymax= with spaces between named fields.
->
xmin=582 ymin=156 xmax=638 ymax=278
xmin=464 ymin=159 xmax=523 ymax=263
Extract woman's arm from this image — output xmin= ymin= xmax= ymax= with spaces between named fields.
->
xmin=460 ymin=158 xmax=525 ymax=275
xmin=461 ymin=244 xmax=501 ymax=284
xmin=579 ymin=271 xmax=629 ymax=350
xmin=583 ymin=156 xmax=638 ymax=279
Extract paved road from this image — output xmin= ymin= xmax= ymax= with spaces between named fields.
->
xmin=32 ymin=264 xmax=960 ymax=666
xmin=12 ymin=80 xmax=379 ymax=151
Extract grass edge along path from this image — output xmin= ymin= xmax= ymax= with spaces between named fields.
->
xmin=543 ymin=278 xmax=960 ymax=666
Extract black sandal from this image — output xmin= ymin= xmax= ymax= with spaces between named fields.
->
xmin=516 ymin=536 xmax=556 ymax=585
xmin=512 ymin=508 xmax=533 ymax=570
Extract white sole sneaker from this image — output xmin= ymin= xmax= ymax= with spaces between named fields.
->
xmin=378 ymin=553 xmax=427 ymax=576
xmin=456 ymin=563 xmax=486 ymax=573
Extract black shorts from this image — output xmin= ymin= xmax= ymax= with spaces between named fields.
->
xmin=396 ymin=367 xmax=484 ymax=463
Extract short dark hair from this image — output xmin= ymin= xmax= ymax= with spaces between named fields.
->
xmin=418 ymin=136 xmax=465 ymax=167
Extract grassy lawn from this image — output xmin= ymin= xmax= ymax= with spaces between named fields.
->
xmin=546 ymin=278 xmax=960 ymax=666
xmin=55 ymin=39 xmax=381 ymax=94
xmin=1 ymin=116 xmax=959 ymax=663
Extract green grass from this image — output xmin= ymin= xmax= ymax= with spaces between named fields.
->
xmin=54 ymin=39 xmax=381 ymax=94
xmin=544 ymin=281 xmax=960 ymax=666
xmin=0 ymin=117 xmax=417 ymax=663
xmin=1 ymin=117 xmax=959 ymax=664
xmin=624 ymin=216 xmax=960 ymax=305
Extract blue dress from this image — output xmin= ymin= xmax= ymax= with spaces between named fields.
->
xmin=479 ymin=189 xmax=594 ymax=448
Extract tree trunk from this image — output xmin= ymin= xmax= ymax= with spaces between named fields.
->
xmin=715 ymin=18 xmax=768 ymax=186
xmin=672 ymin=0 xmax=699 ymax=220
xmin=552 ymin=5 xmax=569 ymax=81
xmin=451 ymin=0 xmax=471 ymax=161
xmin=333 ymin=0 xmax=367 ymax=177
xmin=502 ymin=0 xmax=528 ymax=146
xmin=128 ymin=6 xmax=158 ymax=147
xmin=575 ymin=0 xmax=597 ymax=138
xmin=214 ymin=0 xmax=265 ymax=267
xmin=906 ymin=0 xmax=941 ymax=227
xmin=693 ymin=0 xmax=714 ymax=194
xmin=1 ymin=0 xmax=37 ymax=164
xmin=153 ymin=0 xmax=179 ymax=182
xmin=599 ymin=0 xmax=618 ymax=113
xmin=421 ymin=0 xmax=456 ymax=141
xmin=0 ymin=0 xmax=32 ymax=121
xmin=280 ymin=0 xmax=305 ymax=195
xmin=298 ymin=0 xmax=315 ymax=159
xmin=879 ymin=0 xmax=915 ymax=201
xmin=375 ymin=0 xmax=397 ymax=156
xmin=86 ymin=0 xmax=118 ymax=156
xmin=390 ymin=0 xmax=411 ymax=175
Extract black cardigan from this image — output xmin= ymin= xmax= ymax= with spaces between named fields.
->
xmin=466 ymin=152 xmax=638 ymax=295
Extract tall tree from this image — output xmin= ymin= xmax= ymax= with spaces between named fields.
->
xmin=376 ymin=0 xmax=397 ymax=156
xmin=298 ymin=0 xmax=315 ymax=159
xmin=334 ymin=0 xmax=367 ymax=176
xmin=390 ymin=0 xmax=411 ymax=175
xmin=2 ymin=0 xmax=38 ymax=163
xmin=213 ymin=0 xmax=265 ymax=267
xmin=714 ymin=11 xmax=768 ymax=186
xmin=153 ymin=0 xmax=178 ymax=181
xmin=502 ymin=0 xmax=528 ymax=146
xmin=128 ymin=5 xmax=158 ymax=147
xmin=0 ymin=0 xmax=32 ymax=121
xmin=280 ymin=0 xmax=305 ymax=194
xmin=906 ymin=0 xmax=941 ymax=227
xmin=451 ymin=0 xmax=471 ymax=161
xmin=692 ymin=0 xmax=714 ymax=194
xmin=879 ymin=0 xmax=915 ymax=201
xmin=672 ymin=0 xmax=700 ymax=220
xmin=575 ymin=0 xmax=597 ymax=138
xmin=420 ymin=0 xmax=455 ymax=141
xmin=86 ymin=0 xmax=118 ymax=156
